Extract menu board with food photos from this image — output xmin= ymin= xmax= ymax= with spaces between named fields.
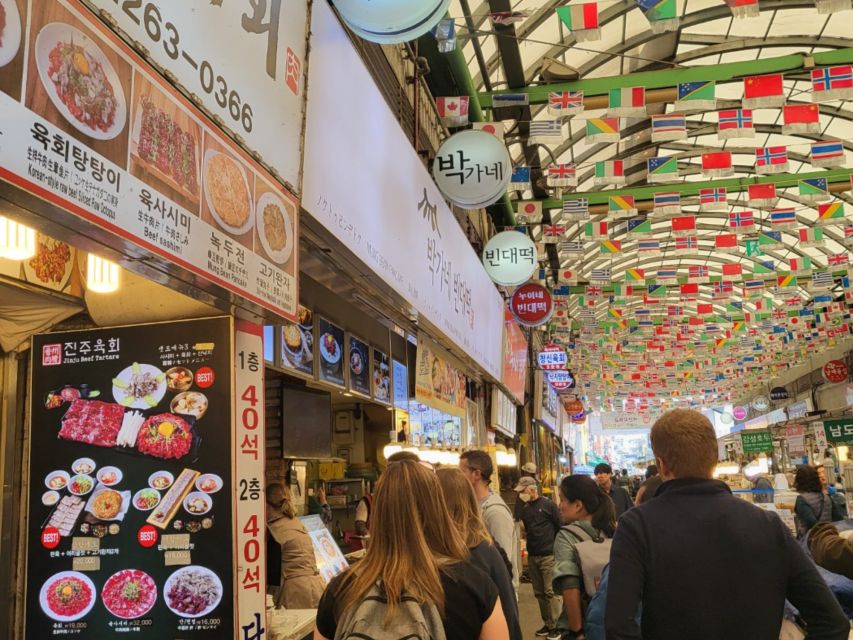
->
xmin=26 ymin=317 xmax=235 ymax=639
xmin=0 ymin=0 xmax=298 ymax=322
xmin=347 ymin=335 xmax=371 ymax=398
xmin=372 ymin=348 xmax=391 ymax=405
xmin=280 ymin=306 xmax=315 ymax=378
xmin=317 ymin=318 xmax=345 ymax=388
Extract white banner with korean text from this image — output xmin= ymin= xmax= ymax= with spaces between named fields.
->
xmin=600 ymin=409 xmax=663 ymax=431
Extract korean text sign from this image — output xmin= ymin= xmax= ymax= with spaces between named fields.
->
xmin=27 ymin=317 xmax=236 ymax=639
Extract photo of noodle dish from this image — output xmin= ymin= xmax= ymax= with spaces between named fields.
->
xmin=39 ymin=571 xmax=96 ymax=622
xmin=203 ymin=149 xmax=253 ymax=236
xmin=256 ymin=191 xmax=293 ymax=265
xmin=0 ymin=0 xmax=23 ymax=69
xmin=34 ymin=23 xmax=127 ymax=140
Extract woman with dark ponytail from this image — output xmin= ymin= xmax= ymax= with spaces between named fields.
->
xmin=551 ymin=475 xmax=616 ymax=640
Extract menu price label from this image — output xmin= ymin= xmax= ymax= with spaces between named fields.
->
xmin=164 ymin=551 xmax=192 ymax=566
xmin=73 ymin=557 xmax=101 ymax=572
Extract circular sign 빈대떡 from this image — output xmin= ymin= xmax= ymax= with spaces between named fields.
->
xmin=769 ymin=386 xmax=789 ymax=402
xmin=548 ymin=370 xmax=575 ymax=391
xmin=822 ymin=359 xmax=849 ymax=384
xmin=482 ymin=231 xmax=538 ymax=286
xmin=733 ymin=406 xmax=748 ymax=421
xmin=334 ymin=0 xmax=451 ymax=44
xmin=433 ymin=130 xmax=512 ymax=209
xmin=537 ymin=343 xmax=568 ymax=371
xmin=510 ymin=283 xmax=553 ymax=327
xmin=751 ymin=395 xmax=770 ymax=412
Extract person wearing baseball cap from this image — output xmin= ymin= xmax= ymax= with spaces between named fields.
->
xmin=515 ymin=476 xmax=562 ymax=640
xmin=522 ymin=462 xmax=538 ymax=476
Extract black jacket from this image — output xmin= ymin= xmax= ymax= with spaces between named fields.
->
xmin=607 ymin=484 xmax=634 ymax=518
xmin=606 ymin=478 xmax=849 ymax=640
xmin=519 ymin=496 xmax=562 ymax=556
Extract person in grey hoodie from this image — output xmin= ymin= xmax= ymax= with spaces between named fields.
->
xmin=460 ymin=450 xmax=520 ymax=591
xmin=794 ymin=465 xmax=842 ymax=539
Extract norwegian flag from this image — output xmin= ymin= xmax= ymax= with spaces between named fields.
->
xmin=828 ymin=253 xmax=850 ymax=267
xmin=547 ymin=163 xmax=578 ymax=187
xmin=688 ymin=265 xmax=710 ymax=283
xmin=770 ymin=208 xmax=797 ymax=228
xmin=810 ymin=140 xmax=845 ymax=168
xmin=674 ymin=235 xmax=699 ymax=252
xmin=811 ymin=66 xmax=853 ymax=102
xmin=548 ymin=91 xmax=584 ymax=117
xmin=700 ymin=187 xmax=728 ymax=211
xmin=713 ymin=281 xmax=734 ymax=299
xmin=748 ymin=183 xmax=777 ymax=209
xmin=718 ymin=109 xmax=754 ymax=139
xmin=755 ymin=146 xmax=789 ymax=174
xmin=701 ymin=151 xmax=733 ymax=177
xmin=729 ymin=210 xmax=755 ymax=232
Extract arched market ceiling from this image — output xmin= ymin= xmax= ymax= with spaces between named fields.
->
xmin=444 ymin=0 xmax=853 ymax=411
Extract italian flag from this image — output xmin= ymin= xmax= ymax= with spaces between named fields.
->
xmin=608 ymin=87 xmax=646 ymax=117
xmin=556 ymin=4 xmax=601 ymax=41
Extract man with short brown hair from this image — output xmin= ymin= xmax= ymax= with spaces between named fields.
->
xmin=606 ymin=409 xmax=848 ymax=640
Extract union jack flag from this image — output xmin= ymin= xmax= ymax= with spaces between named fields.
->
xmin=586 ymin=286 xmax=603 ymax=296
xmin=549 ymin=91 xmax=584 ymax=115
xmin=828 ymin=253 xmax=850 ymax=266
xmin=547 ymin=163 xmax=577 ymax=187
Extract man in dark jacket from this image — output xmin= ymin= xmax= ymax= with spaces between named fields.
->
xmin=594 ymin=462 xmax=633 ymax=517
xmin=606 ymin=409 xmax=849 ymax=640
xmin=516 ymin=476 xmax=562 ymax=640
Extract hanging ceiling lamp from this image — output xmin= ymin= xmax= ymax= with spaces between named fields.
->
xmin=0 ymin=215 xmax=36 ymax=260
xmin=86 ymin=253 xmax=120 ymax=293
xmin=334 ymin=0 xmax=451 ymax=44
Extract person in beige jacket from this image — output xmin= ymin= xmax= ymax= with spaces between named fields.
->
xmin=266 ymin=483 xmax=325 ymax=609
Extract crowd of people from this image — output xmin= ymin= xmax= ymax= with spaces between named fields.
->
xmin=264 ymin=409 xmax=851 ymax=640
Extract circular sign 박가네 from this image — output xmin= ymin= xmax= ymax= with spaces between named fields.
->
xmin=333 ymin=0 xmax=451 ymax=44
xmin=433 ymin=130 xmax=511 ymax=209
xmin=510 ymin=283 xmax=553 ymax=327
xmin=482 ymin=231 xmax=538 ymax=287
xmin=822 ymin=359 xmax=849 ymax=384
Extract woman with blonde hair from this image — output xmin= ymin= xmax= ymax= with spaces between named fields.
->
xmin=313 ymin=458 xmax=509 ymax=640
xmin=436 ymin=468 xmax=522 ymax=640
xmin=266 ymin=483 xmax=325 ymax=608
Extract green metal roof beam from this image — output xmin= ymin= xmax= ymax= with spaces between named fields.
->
xmin=479 ymin=48 xmax=853 ymax=108
xmin=516 ymin=168 xmax=853 ymax=211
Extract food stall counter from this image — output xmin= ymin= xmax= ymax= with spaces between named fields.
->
xmin=269 ymin=608 xmax=317 ymax=640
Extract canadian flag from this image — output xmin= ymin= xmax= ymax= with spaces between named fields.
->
xmin=436 ymin=97 xmax=470 ymax=127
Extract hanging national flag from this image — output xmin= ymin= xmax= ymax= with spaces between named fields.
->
xmin=845 ymin=225 xmax=853 ymax=246
xmin=702 ymin=151 xmax=733 ymax=177
xmin=548 ymin=91 xmax=584 ymax=117
xmin=715 ymin=234 xmax=739 ymax=253
xmin=547 ymin=163 xmax=578 ymax=188
xmin=680 ymin=282 xmax=700 ymax=297
xmin=558 ymin=268 xmax=579 ymax=285
xmin=700 ymin=187 xmax=728 ymax=211
xmin=591 ymin=268 xmax=612 ymax=282
xmin=777 ymin=274 xmax=798 ymax=289
xmin=798 ymin=177 xmax=830 ymax=203
xmin=725 ymin=0 xmax=760 ymax=18
xmin=744 ymin=238 xmax=762 ymax=257
xmin=529 ymin=119 xmax=563 ymax=144
xmin=509 ymin=166 xmax=531 ymax=191
xmin=671 ymin=216 xmax=696 ymax=232
xmin=674 ymin=235 xmax=699 ymax=253
xmin=656 ymin=268 xmax=678 ymax=282
xmin=755 ymin=146 xmax=789 ymax=174
xmin=714 ymin=281 xmax=734 ymax=299
xmin=625 ymin=268 xmax=646 ymax=282
xmin=608 ymin=87 xmax=646 ymax=117
xmin=556 ymin=4 xmax=601 ymax=41
xmin=635 ymin=0 xmax=679 ymax=32
xmin=729 ymin=210 xmax=755 ymax=232
xmin=798 ymin=226 xmax=825 ymax=247
xmin=585 ymin=220 xmax=609 ymax=239
xmin=647 ymin=284 xmax=668 ymax=299
xmin=753 ymin=260 xmax=775 ymax=275
xmin=722 ymin=263 xmax=743 ymax=278
xmin=653 ymin=192 xmax=681 ymax=215
xmin=675 ymin=81 xmax=716 ymax=111
xmin=743 ymin=279 xmax=766 ymax=297
xmin=828 ymin=253 xmax=849 ymax=267
xmin=789 ymin=256 xmax=813 ymax=274
xmin=472 ymin=121 xmax=506 ymax=141
xmin=718 ymin=109 xmax=754 ymax=139
xmin=434 ymin=18 xmax=456 ymax=53
xmin=816 ymin=201 xmax=846 ymax=225
xmin=492 ymin=93 xmax=530 ymax=110
xmin=600 ymin=239 xmax=623 ymax=254
xmin=811 ymin=271 xmax=836 ymax=290
xmin=809 ymin=141 xmax=846 ymax=169
xmin=743 ymin=74 xmax=785 ymax=109
xmin=782 ymin=103 xmax=821 ymax=134
xmin=650 ymin=114 xmax=687 ymax=142
xmin=608 ymin=195 xmax=637 ymax=219
xmin=516 ymin=200 xmax=543 ymax=224
xmin=560 ymin=240 xmax=586 ymax=256
xmin=758 ymin=230 xmax=783 ymax=250
xmin=648 ymin=156 xmax=679 ymax=183
xmin=811 ymin=65 xmax=853 ymax=102
xmin=639 ymin=238 xmax=661 ymax=254
xmin=563 ymin=198 xmax=590 ymax=220
xmin=688 ymin=265 xmax=710 ymax=283
xmin=543 ymin=224 xmax=567 ymax=243
xmin=490 ymin=11 xmax=529 ymax=25
xmin=627 ymin=218 xmax=652 ymax=235
xmin=436 ymin=96 xmax=470 ymax=127
xmin=748 ymin=183 xmax=777 ymax=209
xmin=595 ymin=160 xmax=626 ymax=186
xmin=586 ymin=118 xmax=621 ymax=144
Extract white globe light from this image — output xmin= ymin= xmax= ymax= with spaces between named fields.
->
xmin=482 ymin=231 xmax=537 ymax=286
xmin=433 ymin=130 xmax=511 ymax=209
xmin=334 ymin=0 xmax=451 ymax=44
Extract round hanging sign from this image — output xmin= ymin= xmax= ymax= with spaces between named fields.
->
xmin=537 ymin=343 xmax=568 ymax=371
xmin=548 ymin=370 xmax=575 ymax=391
xmin=566 ymin=399 xmax=585 ymax=415
xmin=509 ymin=283 xmax=553 ymax=327
xmin=433 ymin=130 xmax=512 ymax=209
xmin=822 ymin=359 xmax=849 ymax=384
xmin=334 ymin=0 xmax=451 ymax=44
xmin=769 ymin=386 xmax=789 ymax=402
xmin=720 ymin=411 xmax=734 ymax=425
xmin=732 ymin=406 xmax=748 ymax=421
xmin=482 ymin=231 xmax=538 ymax=286
xmin=751 ymin=395 xmax=770 ymax=412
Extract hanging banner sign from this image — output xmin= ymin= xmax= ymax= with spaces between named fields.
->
xmin=741 ymin=430 xmax=773 ymax=454
xmin=502 ymin=309 xmax=527 ymax=405
xmin=510 ymin=283 xmax=554 ymax=327
xmin=548 ymin=370 xmax=575 ymax=391
xmin=537 ymin=343 xmax=568 ymax=371
xmin=0 ymin=1 xmax=299 ymax=322
xmin=822 ymin=359 xmax=849 ymax=384
xmin=769 ymin=386 xmax=789 ymax=401
xmin=415 ymin=334 xmax=467 ymax=418
xmin=823 ymin=418 xmax=853 ymax=446
xmin=786 ymin=425 xmax=806 ymax=455
xmin=26 ymin=317 xmax=237 ymax=639
xmin=600 ymin=409 xmax=663 ymax=431
xmin=813 ymin=422 xmax=829 ymax=449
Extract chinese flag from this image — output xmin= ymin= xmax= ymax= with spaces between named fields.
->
xmin=689 ymin=316 xmax=705 ymax=326
xmin=715 ymin=234 xmax=738 ymax=250
xmin=722 ymin=263 xmax=743 ymax=276
xmin=671 ymin=216 xmax=696 ymax=232
xmin=784 ymin=103 xmax=819 ymax=124
xmin=697 ymin=303 xmax=714 ymax=315
xmin=743 ymin=74 xmax=784 ymax=102
xmin=748 ymin=183 xmax=776 ymax=201
xmin=680 ymin=283 xmax=699 ymax=295
xmin=702 ymin=151 xmax=732 ymax=170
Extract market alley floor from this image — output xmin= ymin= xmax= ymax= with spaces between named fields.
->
xmin=518 ymin=582 xmax=552 ymax=640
